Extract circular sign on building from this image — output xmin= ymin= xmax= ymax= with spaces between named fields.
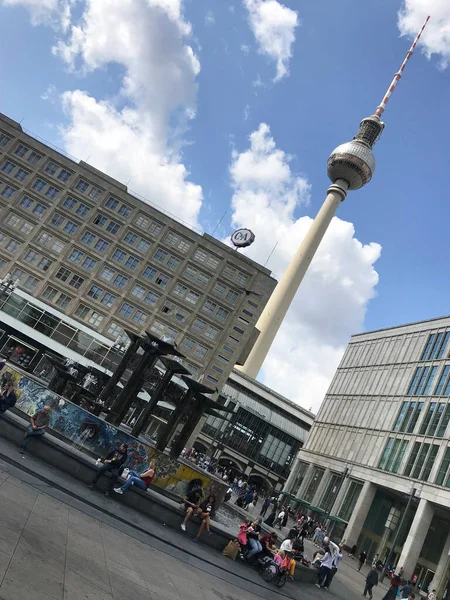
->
xmin=231 ymin=228 xmax=255 ymax=249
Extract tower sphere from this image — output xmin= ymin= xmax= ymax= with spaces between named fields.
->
xmin=327 ymin=141 xmax=376 ymax=190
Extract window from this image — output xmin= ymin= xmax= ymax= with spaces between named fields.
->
xmin=45 ymin=186 xmax=60 ymax=199
xmin=51 ymin=214 xmax=64 ymax=227
xmin=94 ymin=214 xmax=107 ymax=227
xmin=161 ymin=301 xmax=188 ymax=323
xmin=5 ymin=214 xmax=20 ymax=228
xmin=154 ymin=248 xmax=168 ymax=262
xmin=56 ymin=267 xmax=71 ymax=282
xmin=63 ymin=196 xmax=77 ymax=210
xmin=406 ymin=402 xmax=424 ymax=433
xmin=32 ymin=178 xmax=46 ymax=193
xmin=82 ymin=257 xmax=97 ymax=270
xmin=125 ymin=256 xmax=139 ymax=270
xmin=22 ymin=249 xmax=38 ymax=264
xmin=205 ymin=325 xmax=219 ymax=340
xmin=1 ymin=185 xmax=16 ymax=198
xmin=194 ymin=344 xmax=209 ymax=360
xmin=181 ymin=338 xmax=195 ymax=352
xmin=404 ymin=442 xmax=439 ymax=481
xmin=133 ymin=310 xmax=147 ymax=325
xmin=222 ymin=345 xmax=234 ymax=354
xmin=68 ymin=275 xmax=84 ymax=290
xmin=94 ymin=239 xmax=109 ymax=253
xmin=233 ymin=326 xmax=244 ymax=335
xmin=143 ymin=266 xmax=157 ymax=280
xmin=33 ymin=203 xmax=47 ymax=217
xmin=45 ymin=161 xmax=58 ymax=175
xmin=213 ymin=282 xmax=226 ymax=297
xmin=206 ymin=375 xmax=218 ymax=385
xmin=12 ymin=269 xmax=38 ymax=291
xmin=15 ymin=144 xmax=28 ymax=158
xmin=136 ymin=239 xmax=151 ymax=253
xmin=144 ymin=291 xmax=158 ymax=305
xmin=20 ymin=196 xmax=32 ymax=210
xmin=173 ymin=283 xmax=187 ymax=297
xmin=227 ymin=290 xmax=239 ymax=304
xmin=106 ymin=221 xmax=120 ymax=234
xmin=42 ymin=286 xmax=57 ymax=302
xmin=192 ymin=318 xmax=206 ymax=333
xmin=37 ymin=257 xmax=52 ymax=272
xmin=216 ymin=307 xmax=229 ymax=321
xmin=124 ymin=232 xmax=137 ymax=245
xmin=88 ymin=285 xmax=102 ymax=300
xmin=211 ymin=364 xmax=224 ymax=374
xmin=89 ymin=186 xmax=102 ymax=200
xmin=420 ymin=402 xmax=437 ymax=434
xmin=164 ymin=232 xmax=191 ymax=253
xmin=57 ymin=295 xmax=71 ymax=311
xmin=186 ymin=290 xmax=200 ymax=305
xmin=193 ymin=248 xmax=220 ymax=270
xmin=81 ymin=232 xmax=95 ymax=246
xmin=248 ymin=300 xmax=258 ymax=308
xmin=133 ymin=283 xmax=146 ymax=299
xmin=379 ymin=438 xmax=394 ymax=470
xmin=27 ymin=151 xmax=41 ymax=165
xmin=421 ymin=332 xmax=450 ymax=361
xmin=408 ymin=367 xmax=438 ymax=396
xmin=75 ymin=304 xmax=90 ymax=319
xmin=112 ymin=249 xmax=126 ymax=263
xmin=101 ymin=293 xmax=116 ymax=308
xmin=238 ymin=317 xmax=250 ymax=325
xmin=435 ymin=447 xmax=450 ymax=487
xmin=216 ymin=355 xmax=229 ymax=364
xmin=107 ymin=322 xmax=122 ymax=339
xmin=5 ymin=238 xmax=19 ymax=252
xmin=155 ymin=273 xmax=169 ymax=287
xmin=0 ymin=133 xmax=11 ymax=147
xmin=118 ymin=204 xmax=131 ymax=217
xmin=64 ymin=221 xmax=78 ymax=235
xmin=427 ymin=403 xmax=446 ymax=436
xmin=435 ymin=365 xmax=450 ymax=395
xmin=15 ymin=168 xmax=29 ymax=182
xmin=183 ymin=264 xmax=210 ymax=287
xmin=120 ymin=303 xmax=134 ymax=318
xmin=437 ymin=405 xmax=450 ymax=437
xmin=76 ymin=203 xmax=90 ymax=217
xmin=100 ymin=267 xmax=115 ymax=281
xmin=1 ymin=160 xmax=15 ymax=174
xmin=69 ymin=249 xmax=84 ymax=263
xmin=113 ymin=275 xmax=128 ymax=288
xmin=88 ymin=312 xmax=104 ymax=327
xmin=105 ymin=197 xmax=119 ymax=210
xmin=75 ymin=179 xmax=89 ymax=193
xmin=202 ymin=299 xmax=216 ymax=314
xmin=58 ymin=169 xmax=72 ymax=183
xmin=135 ymin=215 xmax=163 ymax=236
xmin=20 ymin=221 xmax=33 ymax=234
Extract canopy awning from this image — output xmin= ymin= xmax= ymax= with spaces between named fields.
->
xmin=308 ymin=505 xmax=326 ymax=515
xmin=292 ymin=498 xmax=311 ymax=506
xmin=327 ymin=515 xmax=348 ymax=524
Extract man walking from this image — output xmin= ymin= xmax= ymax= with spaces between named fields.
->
xmin=358 ymin=550 xmax=367 ymax=572
xmin=401 ymin=581 xmax=413 ymax=599
xmin=260 ymin=496 xmax=271 ymax=517
xmin=20 ymin=405 xmax=51 ymax=453
xmin=90 ymin=443 xmax=128 ymax=496
xmin=363 ymin=567 xmax=379 ymax=599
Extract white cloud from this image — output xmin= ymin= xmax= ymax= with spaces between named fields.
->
xmin=229 ymin=124 xmax=381 ymax=412
xmin=398 ymin=2 xmax=450 ymax=67
xmin=1 ymin=0 xmax=70 ymax=29
xmin=2 ymin=0 xmax=203 ymax=227
xmin=243 ymin=0 xmax=298 ymax=81
xmin=205 ymin=10 xmax=215 ymax=26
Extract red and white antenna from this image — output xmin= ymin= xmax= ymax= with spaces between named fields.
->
xmin=375 ymin=16 xmax=430 ymax=117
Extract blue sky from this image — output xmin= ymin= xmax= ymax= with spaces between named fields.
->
xmin=0 ymin=0 xmax=447 ymax=410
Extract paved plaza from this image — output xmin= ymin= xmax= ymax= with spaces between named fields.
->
xmin=0 ymin=440 xmax=393 ymax=600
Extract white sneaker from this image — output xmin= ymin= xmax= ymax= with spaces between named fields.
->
xmin=113 ymin=488 xmax=123 ymax=495
xmin=181 ymin=523 xmax=186 ymax=531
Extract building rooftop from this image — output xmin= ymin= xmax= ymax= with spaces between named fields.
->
xmin=351 ymin=314 xmax=450 ymax=341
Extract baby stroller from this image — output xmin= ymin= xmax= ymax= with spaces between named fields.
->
xmin=258 ymin=556 xmax=288 ymax=588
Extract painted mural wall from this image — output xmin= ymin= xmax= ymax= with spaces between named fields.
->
xmin=3 ymin=365 xmax=227 ymax=503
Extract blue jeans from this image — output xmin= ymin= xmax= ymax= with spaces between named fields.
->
xmin=21 ymin=426 xmax=45 ymax=450
xmin=120 ymin=471 xmax=147 ymax=492
xmin=246 ymin=538 xmax=262 ymax=559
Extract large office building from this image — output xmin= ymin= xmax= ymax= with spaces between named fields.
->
xmin=285 ymin=316 xmax=450 ymax=597
xmin=0 ymin=113 xmax=276 ymax=386
xmin=191 ymin=369 xmax=314 ymax=492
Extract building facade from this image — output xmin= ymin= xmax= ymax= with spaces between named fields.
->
xmin=193 ymin=369 xmax=314 ymax=492
xmin=286 ymin=316 xmax=450 ymax=597
xmin=0 ymin=113 xmax=276 ymax=386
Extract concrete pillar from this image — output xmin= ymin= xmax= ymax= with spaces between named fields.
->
xmin=311 ymin=468 xmax=331 ymax=508
xmin=343 ymin=481 xmax=377 ymax=548
xmin=430 ymin=532 xmax=450 ymax=597
xmin=296 ymin=463 xmax=315 ymax=498
xmin=237 ymin=179 xmax=348 ymax=378
xmin=283 ymin=454 xmax=301 ymax=494
xmin=397 ymin=498 xmax=434 ymax=578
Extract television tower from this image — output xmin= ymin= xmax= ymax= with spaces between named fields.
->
xmin=238 ymin=16 xmax=430 ymax=379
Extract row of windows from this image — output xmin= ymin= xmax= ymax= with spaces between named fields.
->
xmin=394 ymin=400 xmax=450 ymax=437
xmin=421 ymin=332 xmax=450 ymax=361
xmin=379 ymin=438 xmax=438 ymax=482
xmin=408 ymin=364 xmax=450 ymax=397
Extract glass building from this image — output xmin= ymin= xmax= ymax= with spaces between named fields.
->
xmin=194 ymin=369 xmax=314 ymax=492
xmin=285 ymin=315 xmax=450 ymax=598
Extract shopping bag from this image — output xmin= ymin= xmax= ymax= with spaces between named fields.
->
xmin=222 ymin=540 xmax=239 ymax=560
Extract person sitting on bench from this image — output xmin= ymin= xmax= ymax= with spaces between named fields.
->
xmin=89 ymin=443 xmax=128 ymax=496
xmin=113 ymin=462 xmax=155 ymax=495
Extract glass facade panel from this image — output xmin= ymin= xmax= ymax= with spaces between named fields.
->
xmin=422 ymin=444 xmax=439 ymax=482
xmin=420 ymin=403 xmax=437 ymax=434
xmin=404 ymin=441 xmax=421 ymax=477
xmin=411 ymin=443 xmax=430 ymax=479
xmin=338 ymin=481 xmax=363 ymax=522
xmin=435 ymin=447 xmax=450 ymax=487
xmin=303 ymin=467 xmax=324 ymax=503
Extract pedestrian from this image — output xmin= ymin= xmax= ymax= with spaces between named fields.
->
xmin=0 ymin=381 xmax=17 ymax=415
xmin=113 ymin=461 xmax=155 ymax=495
xmin=19 ymin=405 xmax=51 ymax=454
xmin=89 ymin=443 xmax=128 ymax=496
xmin=326 ymin=543 xmax=343 ymax=589
xmin=282 ymin=510 xmax=289 ymax=528
xmin=193 ymin=495 xmax=215 ymax=543
xmin=275 ymin=509 xmax=285 ymax=529
xmin=264 ymin=506 xmax=277 ymax=527
xmin=246 ymin=499 xmax=257 ymax=514
xmin=315 ymin=539 xmax=337 ymax=590
xmin=260 ymin=496 xmax=271 ymax=517
xmin=400 ymin=581 xmax=414 ymax=599
xmin=244 ymin=488 xmax=254 ymax=508
xmin=358 ymin=550 xmax=367 ymax=572
xmin=381 ymin=573 xmax=402 ymax=600
xmin=427 ymin=590 xmax=437 ymax=600
xmin=364 ymin=567 xmax=379 ymax=599
xmin=348 ymin=543 xmax=357 ymax=558
xmin=372 ymin=553 xmax=379 ymax=568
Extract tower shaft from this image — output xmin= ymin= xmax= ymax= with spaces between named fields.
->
xmin=237 ymin=179 xmax=348 ymax=379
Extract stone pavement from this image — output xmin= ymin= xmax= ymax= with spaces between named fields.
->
xmin=0 ymin=433 xmax=391 ymax=600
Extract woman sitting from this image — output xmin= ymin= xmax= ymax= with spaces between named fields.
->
xmin=193 ymin=495 xmax=215 ymax=543
xmin=113 ymin=461 xmax=156 ymax=495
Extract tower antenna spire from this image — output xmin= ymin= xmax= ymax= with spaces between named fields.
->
xmin=375 ymin=16 xmax=430 ymax=117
